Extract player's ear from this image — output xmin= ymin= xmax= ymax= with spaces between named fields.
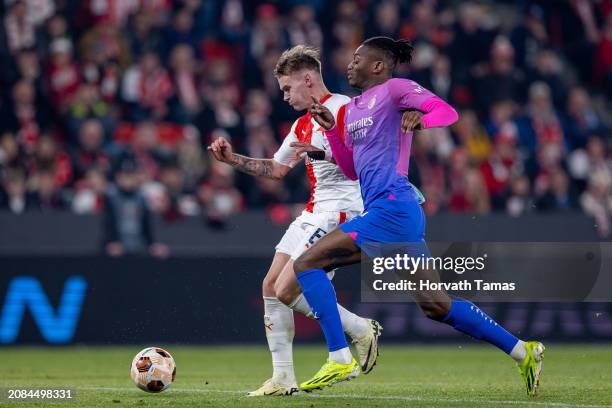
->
xmin=304 ymin=71 xmax=312 ymax=87
xmin=372 ymin=60 xmax=384 ymax=75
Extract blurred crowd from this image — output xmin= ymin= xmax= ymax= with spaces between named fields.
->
xmin=0 ymin=0 xmax=611 ymax=238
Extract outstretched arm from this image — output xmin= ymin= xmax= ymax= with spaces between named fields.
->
xmin=208 ymin=137 xmax=291 ymax=180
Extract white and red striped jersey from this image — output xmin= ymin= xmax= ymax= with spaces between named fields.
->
xmin=273 ymin=93 xmax=363 ymax=213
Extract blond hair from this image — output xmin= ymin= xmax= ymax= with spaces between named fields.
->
xmin=273 ymin=45 xmax=321 ymax=76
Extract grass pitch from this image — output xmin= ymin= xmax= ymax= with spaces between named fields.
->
xmin=1 ymin=345 xmax=611 ymax=407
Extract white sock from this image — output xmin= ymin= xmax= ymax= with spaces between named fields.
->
xmin=289 ymin=294 xmax=369 ymax=339
xmin=288 ymin=293 xmax=314 ymax=318
xmin=510 ymin=340 xmax=527 ymax=363
xmin=263 ymin=297 xmax=296 ymax=384
xmin=337 ymin=304 xmax=369 ymax=339
xmin=329 ymin=347 xmax=352 ymax=364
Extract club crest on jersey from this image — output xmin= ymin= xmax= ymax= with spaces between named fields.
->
xmin=368 ymin=95 xmax=377 ymax=109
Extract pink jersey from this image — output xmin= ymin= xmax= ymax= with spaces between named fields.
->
xmin=330 ymin=78 xmax=457 ymax=209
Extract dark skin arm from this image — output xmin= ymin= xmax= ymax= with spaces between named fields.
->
xmin=292 ymin=97 xmax=424 ymax=156
xmin=309 ymin=95 xmax=424 ymax=133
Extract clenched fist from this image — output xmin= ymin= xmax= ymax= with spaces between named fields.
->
xmin=207 ymin=137 xmax=234 ymax=163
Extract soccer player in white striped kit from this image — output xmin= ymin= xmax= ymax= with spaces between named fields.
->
xmin=208 ymin=46 xmax=383 ymax=396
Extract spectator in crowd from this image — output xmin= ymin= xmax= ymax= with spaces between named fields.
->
xmin=581 ymin=171 xmax=612 ymax=238
xmin=506 ymin=175 xmax=534 ymax=217
xmin=198 ymin=161 xmax=243 ymax=228
xmin=400 ymin=0 xmax=447 ymax=48
xmin=568 ymin=135 xmax=612 ymax=192
xmin=509 ymin=4 xmax=549 ymax=70
xmin=480 ymin=134 xmax=523 ymax=210
xmin=103 ymin=157 xmax=169 ymax=257
xmin=29 ymin=135 xmax=72 ymax=188
xmin=161 ymin=7 xmax=199 ymax=59
xmin=3 ymin=79 xmax=49 ymax=153
xmin=448 ymin=148 xmax=488 ymax=213
xmin=72 ymin=119 xmax=111 ymax=180
xmin=158 ymin=160 xmax=199 ymax=221
xmin=563 ymin=86 xmax=608 ymax=149
xmin=413 ymin=52 xmax=454 ymax=102
xmin=67 ymin=83 xmax=117 ymax=138
xmin=249 ymin=3 xmax=285 ymax=62
xmin=217 ymin=0 xmax=247 ymax=42
xmin=325 ymin=46 xmax=357 ymax=97
xmin=536 ymin=168 xmax=575 ymax=211
xmin=517 ymin=82 xmax=565 ymax=152
xmin=286 ymin=4 xmax=322 ymax=50
xmin=168 ymin=44 xmax=201 ymax=123
xmin=449 ymin=2 xmax=496 ymax=83
xmin=0 ymin=133 xmax=20 ymax=169
xmin=411 ymin=131 xmax=446 ymax=215
xmin=130 ymin=121 xmax=166 ymax=180
xmin=27 ymin=166 xmax=68 ymax=211
xmin=195 ymin=74 xmax=243 ymax=145
xmin=594 ymin=12 xmax=612 ymax=93
xmin=330 ymin=0 xmax=362 ymax=51
xmin=175 ymin=126 xmax=207 ymax=190
xmin=125 ymin=12 xmax=161 ymax=60
xmin=485 ymin=100 xmax=520 ymax=144
xmin=366 ymin=0 xmax=402 ymax=39
xmin=79 ymin=21 xmax=133 ymax=70
xmin=452 ymin=109 xmax=492 ymax=164
xmin=0 ymin=167 xmax=28 ymax=214
xmin=72 ymin=167 xmax=107 ymax=214
xmin=11 ymin=48 xmax=43 ymax=92
xmin=531 ymin=142 xmax=565 ymax=193
xmin=46 ymin=38 xmax=80 ymax=114
xmin=4 ymin=0 xmax=37 ymax=55
xmin=474 ymin=36 xmax=525 ymax=115
xmin=121 ymin=50 xmax=173 ymax=121
xmin=525 ymin=48 xmax=566 ymax=110
xmin=36 ymin=13 xmax=68 ymax=60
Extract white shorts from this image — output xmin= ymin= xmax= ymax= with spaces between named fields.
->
xmin=275 ymin=210 xmax=361 ymax=260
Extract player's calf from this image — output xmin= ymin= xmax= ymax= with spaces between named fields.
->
xmin=417 ymin=299 xmax=451 ymax=321
xmin=274 ymin=277 xmax=301 ymax=306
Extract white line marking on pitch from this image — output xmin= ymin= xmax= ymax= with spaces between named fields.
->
xmin=78 ymin=386 xmax=612 ymax=408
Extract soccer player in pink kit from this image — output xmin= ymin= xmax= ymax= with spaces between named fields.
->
xmin=290 ymin=37 xmax=545 ymax=396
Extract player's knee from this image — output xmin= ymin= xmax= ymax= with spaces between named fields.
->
xmin=261 ymin=273 xmax=277 ymax=297
xmin=275 ymin=282 xmax=296 ymax=306
xmin=420 ymin=301 xmax=450 ymax=321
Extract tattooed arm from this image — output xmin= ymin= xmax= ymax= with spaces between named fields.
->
xmin=227 ymin=153 xmax=290 ymax=179
xmin=208 ymin=137 xmax=291 ymax=180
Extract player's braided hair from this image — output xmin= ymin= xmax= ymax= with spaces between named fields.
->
xmin=274 ymin=45 xmax=322 ymax=76
xmin=362 ymin=36 xmax=414 ymax=68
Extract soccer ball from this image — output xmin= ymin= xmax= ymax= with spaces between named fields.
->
xmin=130 ymin=347 xmax=176 ymax=392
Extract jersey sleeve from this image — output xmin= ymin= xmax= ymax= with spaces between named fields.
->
xmin=387 ymin=78 xmax=437 ymax=110
xmin=387 ymin=78 xmax=459 ymax=129
xmin=322 ymin=95 xmax=351 ymax=153
xmin=273 ymin=120 xmax=301 ymax=168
